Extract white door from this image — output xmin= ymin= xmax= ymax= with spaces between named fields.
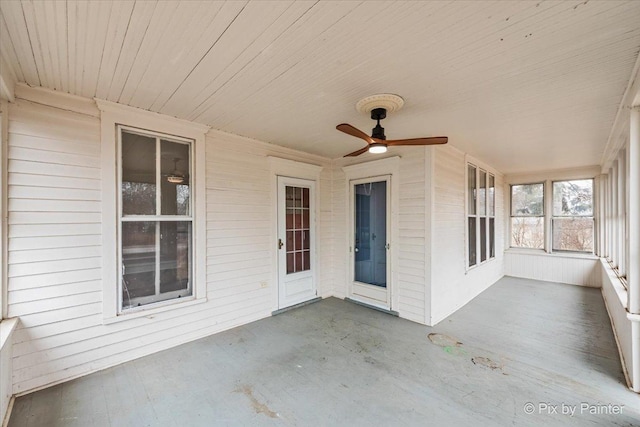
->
xmin=350 ymin=176 xmax=391 ymax=309
xmin=277 ymin=177 xmax=317 ymax=309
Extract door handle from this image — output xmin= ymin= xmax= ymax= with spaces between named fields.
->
xmin=278 ymin=239 xmax=284 ymax=249
xmin=354 ymin=247 xmax=359 ymax=253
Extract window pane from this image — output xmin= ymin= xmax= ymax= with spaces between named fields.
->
xmin=553 ymin=218 xmax=594 ymax=252
xmin=161 ymin=140 xmax=190 ymax=215
xmin=468 ymin=217 xmax=476 ymax=266
xmin=478 ymin=170 xmax=487 ymax=216
xmin=511 ymin=217 xmax=544 ymax=249
xmin=480 ymin=218 xmax=487 ymax=262
xmin=159 ymin=221 xmax=192 ymax=294
xmin=122 ymin=131 xmax=156 ymax=215
xmin=468 ymin=165 xmax=476 ymax=215
xmin=488 ymin=175 xmax=495 ymax=216
xmin=122 ymin=221 xmax=157 ymax=306
xmin=285 ymin=185 xmax=312 ymax=274
xmin=511 ymin=183 xmax=544 ymax=216
xmin=489 ymin=218 xmax=495 ymax=258
xmin=553 ymin=180 xmax=593 ymax=216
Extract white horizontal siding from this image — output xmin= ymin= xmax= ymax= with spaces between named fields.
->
xmin=333 ymin=149 xmax=427 ymax=323
xmin=430 ymin=146 xmax=505 ymax=324
xmin=7 ymin=94 xmax=332 ymax=395
xmin=504 ymin=251 xmax=600 ymax=287
xmin=397 ymin=150 xmax=426 ymax=323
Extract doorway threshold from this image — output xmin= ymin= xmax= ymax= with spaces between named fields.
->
xmin=345 ymin=298 xmax=399 ymax=317
xmin=272 ymin=297 xmax=322 ymax=316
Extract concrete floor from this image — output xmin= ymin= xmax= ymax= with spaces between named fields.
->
xmin=7 ymin=277 xmax=640 ymax=426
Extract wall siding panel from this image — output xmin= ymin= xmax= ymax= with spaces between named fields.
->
xmin=504 ymin=252 xmax=600 ymax=287
xmin=430 ymin=146 xmax=505 ymax=324
xmin=333 ymin=150 xmax=427 ymax=323
xmin=6 ymin=94 xmax=332 ymax=395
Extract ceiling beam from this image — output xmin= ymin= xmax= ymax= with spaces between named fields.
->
xmin=601 ymin=49 xmax=640 ymax=172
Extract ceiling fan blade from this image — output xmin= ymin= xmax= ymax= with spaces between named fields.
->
xmin=386 ymin=136 xmax=448 ymax=146
xmin=343 ymin=146 xmax=370 ymax=157
xmin=336 ymin=123 xmax=374 ymax=143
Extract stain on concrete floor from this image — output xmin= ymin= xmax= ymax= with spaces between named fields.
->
xmin=234 ymin=385 xmax=278 ymax=419
xmin=428 ymin=333 xmax=467 ymax=355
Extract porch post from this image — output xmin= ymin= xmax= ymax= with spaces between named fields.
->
xmin=628 ymin=106 xmax=640 ymax=314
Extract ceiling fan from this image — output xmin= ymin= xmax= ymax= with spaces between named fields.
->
xmin=336 ymin=94 xmax=448 ymax=157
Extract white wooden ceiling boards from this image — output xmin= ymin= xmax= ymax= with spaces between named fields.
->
xmin=1 ymin=0 xmax=639 ymax=173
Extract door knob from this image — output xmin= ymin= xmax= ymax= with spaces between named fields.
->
xmin=355 ymin=247 xmax=359 ymax=253
xmin=278 ymin=239 xmax=284 ymax=249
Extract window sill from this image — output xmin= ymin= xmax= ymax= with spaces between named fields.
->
xmin=466 ymin=256 xmax=497 ymax=272
xmin=103 ymin=296 xmax=207 ymax=325
xmin=505 ymin=248 xmax=597 ymax=260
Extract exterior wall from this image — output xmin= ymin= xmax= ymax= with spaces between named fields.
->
xmin=430 ymin=146 xmax=505 ymax=324
xmin=332 ymin=149 xmax=428 ymax=324
xmin=504 ymin=251 xmax=600 ymax=287
xmin=503 ymin=166 xmax=601 ymax=287
xmin=601 ymin=259 xmax=634 ymax=389
xmin=1 ymin=318 xmax=18 ymax=425
xmin=5 ymin=90 xmax=332 ymax=395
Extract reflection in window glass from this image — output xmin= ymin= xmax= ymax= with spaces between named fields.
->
xmin=511 ymin=183 xmax=544 ymax=216
xmin=478 ymin=170 xmax=487 ymax=216
xmin=468 ymin=165 xmax=476 ymax=215
xmin=552 ymin=179 xmax=593 ymax=252
xmin=122 ymin=221 xmax=156 ymax=303
xmin=161 ymin=140 xmax=190 ymax=216
xmin=488 ymin=174 xmax=495 ymax=216
xmin=553 ymin=180 xmax=593 ymax=216
xmin=121 ymin=131 xmax=156 ymax=215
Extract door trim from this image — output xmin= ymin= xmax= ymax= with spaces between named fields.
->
xmin=342 ymin=157 xmax=400 ymax=311
xmin=268 ymin=157 xmax=322 ymax=311
xmin=350 ymin=176 xmax=391 ymax=308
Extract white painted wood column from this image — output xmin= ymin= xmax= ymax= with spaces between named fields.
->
xmin=628 ymin=106 xmax=639 ymax=314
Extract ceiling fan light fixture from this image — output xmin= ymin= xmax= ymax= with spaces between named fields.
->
xmin=167 ymin=174 xmax=185 ymax=184
xmin=368 ymin=143 xmax=387 ymax=154
xmin=166 ymin=158 xmax=185 ymax=184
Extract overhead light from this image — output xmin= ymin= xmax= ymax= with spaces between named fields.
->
xmin=368 ymin=143 xmax=387 ymax=154
xmin=167 ymin=158 xmax=185 ymax=184
xmin=167 ymin=174 xmax=184 ymax=184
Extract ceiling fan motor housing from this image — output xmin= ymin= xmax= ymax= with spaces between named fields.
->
xmin=371 ymin=108 xmax=387 ymax=140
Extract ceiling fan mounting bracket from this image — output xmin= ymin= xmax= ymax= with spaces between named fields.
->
xmin=356 ymin=93 xmax=404 ymax=114
xmin=371 ymin=108 xmax=386 ymax=121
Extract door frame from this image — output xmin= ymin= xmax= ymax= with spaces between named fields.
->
xmin=350 ymin=175 xmax=391 ymax=308
xmin=342 ymin=156 xmax=400 ymax=311
xmin=268 ymin=157 xmax=323 ymax=311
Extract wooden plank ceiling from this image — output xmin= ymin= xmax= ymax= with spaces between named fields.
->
xmin=1 ymin=0 xmax=639 ymax=173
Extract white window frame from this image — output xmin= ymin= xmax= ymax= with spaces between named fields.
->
xmin=550 ymin=178 xmax=595 ymax=254
xmin=96 ymin=100 xmax=209 ymax=323
xmin=507 ymin=169 xmax=599 ymax=257
xmin=466 ymin=162 xmax=496 ymax=270
xmin=509 ymin=182 xmax=546 ymax=250
xmin=118 ymin=126 xmax=195 ymax=310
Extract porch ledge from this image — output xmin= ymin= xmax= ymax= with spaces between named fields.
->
xmin=505 ymin=248 xmax=598 ymax=260
xmin=600 ymin=258 xmax=628 ymax=309
xmin=0 ymin=318 xmax=19 ymax=351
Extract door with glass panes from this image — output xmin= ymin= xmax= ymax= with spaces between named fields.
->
xmin=350 ymin=176 xmax=391 ymax=308
xmin=277 ymin=177 xmax=316 ymax=309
